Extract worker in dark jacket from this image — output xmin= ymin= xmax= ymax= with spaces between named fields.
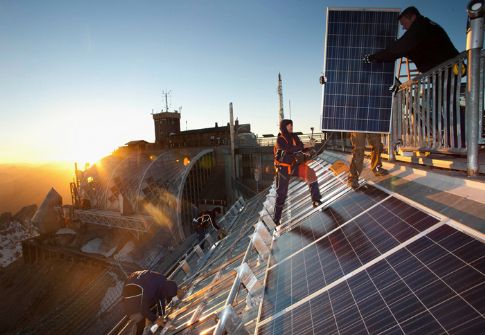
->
xmin=122 ymin=270 xmax=183 ymax=335
xmin=365 ymin=6 xmax=459 ymax=73
xmin=273 ymin=119 xmax=322 ymax=226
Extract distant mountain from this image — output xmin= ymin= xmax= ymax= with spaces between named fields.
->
xmin=0 ymin=162 xmax=74 ymax=213
xmin=0 ymin=204 xmax=39 ymax=267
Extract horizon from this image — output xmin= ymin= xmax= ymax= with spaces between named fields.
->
xmin=0 ymin=0 xmax=469 ymax=165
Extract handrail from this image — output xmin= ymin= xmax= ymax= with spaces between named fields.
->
xmin=388 ymin=51 xmax=468 ymax=156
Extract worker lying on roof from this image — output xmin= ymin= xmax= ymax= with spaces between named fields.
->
xmin=122 ymin=270 xmax=185 ymax=335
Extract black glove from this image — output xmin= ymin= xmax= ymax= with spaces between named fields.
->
xmin=363 ymin=54 xmax=375 ymax=64
xmin=293 ymin=151 xmax=305 ymax=165
xmin=303 ymin=148 xmax=317 ymax=161
xmin=389 ymin=77 xmax=402 ymax=95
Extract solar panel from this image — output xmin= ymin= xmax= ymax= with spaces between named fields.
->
xmin=321 ymin=8 xmax=399 ymax=133
xmin=258 ymin=224 xmax=485 ymax=335
xmin=260 ymin=196 xmax=440 ymax=320
xmin=272 ymin=184 xmax=389 ymax=263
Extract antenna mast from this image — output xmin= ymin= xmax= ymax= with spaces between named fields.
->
xmin=278 ymin=73 xmax=285 ymax=125
xmin=162 ymin=90 xmax=171 ymax=112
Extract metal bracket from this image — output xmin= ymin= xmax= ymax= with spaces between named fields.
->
xmin=251 ymin=233 xmax=271 ymax=259
xmin=254 ymin=221 xmax=272 ymax=245
xmin=264 ymin=201 xmax=275 ymax=214
xmin=238 ymin=262 xmax=263 ymax=296
xmin=194 ymin=245 xmax=204 ymax=258
xmin=217 ymin=305 xmax=249 ymax=335
xmin=205 ymin=233 xmax=215 ymax=246
xmin=180 ymin=259 xmax=191 ymax=274
xmin=260 ymin=211 xmax=276 ymax=230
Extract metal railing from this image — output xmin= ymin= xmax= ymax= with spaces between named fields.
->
xmin=387 ymin=4 xmax=485 ymax=176
xmin=388 ymin=52 xmax=468 ymax=155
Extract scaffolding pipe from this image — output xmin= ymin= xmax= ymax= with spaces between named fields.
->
xmin=466 ymin=0 xmax=484 ymax=176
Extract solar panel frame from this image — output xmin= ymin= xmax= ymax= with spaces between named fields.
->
xmin=321 ymin=7 xmax=400 ymax=133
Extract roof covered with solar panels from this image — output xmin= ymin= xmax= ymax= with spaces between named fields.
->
xmin=141 ymin=151 xmax=484 ymax=335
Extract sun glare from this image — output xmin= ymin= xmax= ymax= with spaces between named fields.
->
xmin=69 ymin=141 xmax=115 ymax=168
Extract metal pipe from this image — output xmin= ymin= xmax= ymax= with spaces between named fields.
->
xmin=230 ymin=102 xmax=236 ymax=180
xmin=466 ymin=0 xmax=484 ymax=176
xmin=213 ymin=241 xmax=253 ymax=335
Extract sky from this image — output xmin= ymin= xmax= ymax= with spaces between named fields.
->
xmin=0 ymin=0 xmax=470 ymax=164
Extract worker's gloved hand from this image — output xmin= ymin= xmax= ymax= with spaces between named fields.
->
xmin=389 ymin=77 xmax=402 ymax=95
xmin=293 ymin=151 xmax=305 ymax=165
xmin=389 ymin=83 xmax=400 ymax=94
xmin=363 ymin=54 xmax=375 ymax=64
xmin=156 ymin=316 xmax=166 ymax=327
xmin=303 ymin=148 xmax=317 ymax=161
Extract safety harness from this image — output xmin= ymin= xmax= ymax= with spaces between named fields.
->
xmin=274 ymin=135 xmax=297 ymax=174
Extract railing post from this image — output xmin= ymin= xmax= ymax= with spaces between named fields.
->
xmin=389 ymin=93 xmax=398 ymax=161
xmin=466 ymin=0 xmax=484 ymax=176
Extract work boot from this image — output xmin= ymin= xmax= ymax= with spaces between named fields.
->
xmin=312 ymin=200 xmax=323 ymax=208
xmin=272 ymin=205 xmax=283 ymax=226
xmin=347 ymin=178 xmax=359 ymax=190
xmin=309 ymin=182 xmax=322 ymax=204
xmin=372 ymin=167 xmax=389 ymax=176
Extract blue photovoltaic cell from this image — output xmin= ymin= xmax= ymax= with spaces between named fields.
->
xmin=321 ymin=9 xmax=399 ymax=133
xmin=260 ymin=196 xmax=439 ymax=320
xmin=258 ymin=225 xmax=485 ymax=335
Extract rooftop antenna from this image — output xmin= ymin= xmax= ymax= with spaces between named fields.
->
xmin=162 ymin=90 xmax=171 ymax=112
xmin=277 ymin=73 xmax=285 ymax=125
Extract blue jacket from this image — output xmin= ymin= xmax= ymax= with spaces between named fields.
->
xmin=123 ymin=270 xmax=178 ymax=322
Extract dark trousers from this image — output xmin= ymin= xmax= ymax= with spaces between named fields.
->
xmin=273 ymin=164 xmax=321 ymax=224
xmin=348 ymin=133 xmax=382 ymax=182
xmin=128 ymin=313 xmax=145 ymax=335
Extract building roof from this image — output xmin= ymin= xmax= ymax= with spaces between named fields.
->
xmin=177 ymin=123 xmax=251 ymax=136
xmin=129 ymin=151 xmax=485 ymax=334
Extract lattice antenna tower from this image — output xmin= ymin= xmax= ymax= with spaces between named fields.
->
xmin=162 ymin=90 xmax=172 ymax=112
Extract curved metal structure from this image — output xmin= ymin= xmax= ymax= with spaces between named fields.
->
xmin=77 ymin=148 xmax=215 ymax=240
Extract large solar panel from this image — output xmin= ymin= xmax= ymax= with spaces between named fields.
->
xmin=321 ymin=8 xmax=399 ymax=133
xmin=272 ymin=184 xmax=389 ymax=264
xmin=260 ymin=196 xmax=440 ymax=320
xmin=258 ymin=224 xmax=485 ymax=334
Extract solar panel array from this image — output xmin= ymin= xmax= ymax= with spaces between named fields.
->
xmin=254 ymin=163 xmax=485 ymax=334
xmin=134 ymin=155 xmax=485 ymax=335
xmin=321 ymin=8 xmax=399 ymax=133
xmin=261 ymin=188 xmax=440 ymax=320
xmin=258 ymin=224 xmax=485 ymax=335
